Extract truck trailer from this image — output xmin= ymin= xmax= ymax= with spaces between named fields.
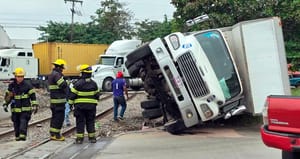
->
xmin=33 ymin=42 xmax=108 ymax=79
xmin=0 ymin=43 xmax=108 ymax=84
xmin=125 ymin=17 xmax=290 ymax=134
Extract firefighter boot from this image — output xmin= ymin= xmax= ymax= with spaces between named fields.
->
xmin=75 ymin=138 xmax=83 ymax=144
xmin=50 ymin=134 xmax=65 ymax=141
xmin=89 ymin=137 xmax=97 ymax=143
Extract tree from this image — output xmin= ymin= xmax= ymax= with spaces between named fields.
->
xmin=90 ymin=0 xmax=134 ymax=43
xmin=170 ymin=0 xmax=300 ymax=58
xmin=37 ymin=0 xmax=134 ymax=44
xmin=135 ymin=15 xmax=175 ymax=42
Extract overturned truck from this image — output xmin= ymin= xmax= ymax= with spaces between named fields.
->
xmin=125 ymin=17 xmax=290 ymax=134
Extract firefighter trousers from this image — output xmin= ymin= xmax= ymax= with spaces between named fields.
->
xmin=11 ymin=112 xmax=31 ymax=139
xmin=74 ymin=107 xmax=96 ymax=139
xmin=50 ymin=104 xmax=65 ymax=137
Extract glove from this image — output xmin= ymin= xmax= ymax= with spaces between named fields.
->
xmin=32 ymin=105 xmax=39 ymax=114
xmin=70 ymin=104 xmax=74 ymax=111
xmin=2 ymin=103 xmax=8 ymax=112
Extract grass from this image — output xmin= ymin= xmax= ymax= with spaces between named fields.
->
xmin=291 ymin=88 xmax=300 ymax=96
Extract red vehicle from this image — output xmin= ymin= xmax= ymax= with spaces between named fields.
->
xmin=260 ymin=95 xmax=300 ymax=159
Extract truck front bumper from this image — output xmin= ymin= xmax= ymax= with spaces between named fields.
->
xmin=260 ymin=125 xmax=300 ymax=152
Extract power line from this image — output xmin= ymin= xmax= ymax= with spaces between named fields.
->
xmin=64 ymin=0 xmax=83 ymax=42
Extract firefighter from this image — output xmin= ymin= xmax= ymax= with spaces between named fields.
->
xmin=68 ymin=64 xmax=100 ymax=144
xmin=2 ymin=67 xmax=38 ymax=141
xmin=48 ymin=59 xmax=69 ymax=141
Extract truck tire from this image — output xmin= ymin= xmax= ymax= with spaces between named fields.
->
xmin=141 ymin=100 xmax=160 ymax=109
xmin=125 ymin=43 xmax=152 ymax=68
xmin=102 ymin=77 xmax=113 ymax=92
xmin=282 ymin=150 xmax=300 ymax=159
xmin=127 ymin=60 xmax=144 ymax=77
xmin=142 ymin=108 xmax=163 ymax=119
xmin=164 ymin=120 xmax=186 ymax=135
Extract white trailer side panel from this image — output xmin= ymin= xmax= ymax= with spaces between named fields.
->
xmin=231 ymin=17 xmax=290 ymax=114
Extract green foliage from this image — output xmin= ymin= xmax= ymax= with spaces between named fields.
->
xmin=291 ymin=88 xmax=300 ymax=96
xmin=37 ymin=0 xmax=299 ymax=50
xmin=135 ymin=16 xmax=175 ymax=42
xmin=37 ymin=0 xmax=134 ymax=44
xmin=171 ymin=0 xmax=300 ymax=62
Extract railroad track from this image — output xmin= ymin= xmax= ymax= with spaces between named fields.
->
xmin=2 ymin=92 xmax=140 ymax=159
xmin=0 ymin=92 xmax=114 ymax=139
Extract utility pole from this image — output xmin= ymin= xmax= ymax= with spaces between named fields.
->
xmin=64 ymin=0 xmax=83 ymax=42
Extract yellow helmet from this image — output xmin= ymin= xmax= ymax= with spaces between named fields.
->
xmin=13 ymin=67 xmax=25 ymax=76
xmin=52 ymin=59 xmax=67 ymax=68
xmin=79 ymin=64 xmax=92 ymax=73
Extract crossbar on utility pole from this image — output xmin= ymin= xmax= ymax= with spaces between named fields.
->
xmin=64 ymin=0 xmax=83 ymax=42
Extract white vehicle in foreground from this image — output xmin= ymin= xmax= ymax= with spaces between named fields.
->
xmin=125 ymin=17 xmax=290 ymax=134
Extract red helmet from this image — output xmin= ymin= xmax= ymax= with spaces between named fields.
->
xmin=116 ymin=71 xmax=123 ymax=78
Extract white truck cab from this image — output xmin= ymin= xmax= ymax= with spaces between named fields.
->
xmin=92 ymin=39 xmax=143 ymax=91
xmin=0 ymin=48 xmax=38 ymax=79
xmin=125 ymin=17 xmax=289 ymax=134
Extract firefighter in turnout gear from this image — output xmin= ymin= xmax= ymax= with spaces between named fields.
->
xmin=68 ymin=64 xmax=100 ymax=144
xmin=2 ymin=67 xmax=38 ymax=141
xmin=48 ymin=59 xmax=69 ymax=141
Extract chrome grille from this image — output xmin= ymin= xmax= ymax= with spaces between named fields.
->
xmin=177 ymin=52 xmax=209 ymax=97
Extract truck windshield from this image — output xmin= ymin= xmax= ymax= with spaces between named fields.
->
xmin=99 ymin=56 xmax=116 ymax=66
xmin=194 ymin=30 xmax=241 ymax=100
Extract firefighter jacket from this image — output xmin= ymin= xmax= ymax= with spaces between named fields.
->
xmin=68 ymin=75 xmax=100 ymax=109
xmin=48 ymin=67 xmax=69 ymax=104
xmin=5 ymin=80 xmax=38 ymax=113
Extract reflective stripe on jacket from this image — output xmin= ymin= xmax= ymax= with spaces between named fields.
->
xmin=5 ymin=80 xmax=38 ymax=113
xmin=48 ymin=68 xmax=69 ymax=104
xmin=68 ymin=77 xmax=100 ymax=107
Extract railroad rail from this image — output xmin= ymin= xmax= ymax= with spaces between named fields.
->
xmin=0 ymin=92 xmax=114 ymax=139
xmin=3 ymin=92 xmax=139 ymax=159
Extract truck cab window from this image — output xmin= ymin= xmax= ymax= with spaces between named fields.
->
xmin=18 ymin=52 xmax=26 ymax=56
xmin=0 ymin=58 xmax=10 ymax=67
xmin=100 ymin=57 xmax=116 ymax=66
xmin=27 ymin=52 xmax=33 ymax=56
xmin=194 ymin=31 xmax=241 ymax=100
xmin=116 ymin=58 xmax=124 ymax=67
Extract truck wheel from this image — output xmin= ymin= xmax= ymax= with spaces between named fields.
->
xmin=127 ymin=60 xmax=144 ymax=77
xmin=164 ymin=120 xmax=186 ymax=135
xmin=102 ymin=77 xmax=113 ymax=92
xmin=141 ymin=100 xmax=160 ymax=109
xmin=282 ymin=150 xmax=300 ymax=159
xmin=142 ymin=108 xmax=163 ymax=119
xmin=125 ymin=43 xmax=152 ymax=68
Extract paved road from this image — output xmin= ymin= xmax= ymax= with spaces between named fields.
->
xmin=51 ymin=125 xmax=281 ymax=159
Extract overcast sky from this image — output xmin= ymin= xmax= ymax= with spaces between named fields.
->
xmin=0 ymin=0 xmax=175 ymax=39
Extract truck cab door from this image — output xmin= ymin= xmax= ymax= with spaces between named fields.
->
xmin=115 ymin=57 xmax=130 ymax=77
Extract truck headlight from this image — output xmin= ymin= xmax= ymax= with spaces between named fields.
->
xmin=200 ymin=103 xmax=213 ymax=118
xmin=186 ymin=110 xmax=193 ymax=118
xmin=169 ymin=35 xmax=180 ymax=50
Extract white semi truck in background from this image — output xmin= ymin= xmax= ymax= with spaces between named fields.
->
xmin=0 ymin=48 xmax=38 ymax=79
xmin=125 ymin=17 xmax=290 ymax=134
xmin=92 ymin=39 xmax=144 ymax=91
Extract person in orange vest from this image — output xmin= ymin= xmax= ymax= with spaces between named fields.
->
xmin=2 ymin=67 xmax=38 ymax=141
